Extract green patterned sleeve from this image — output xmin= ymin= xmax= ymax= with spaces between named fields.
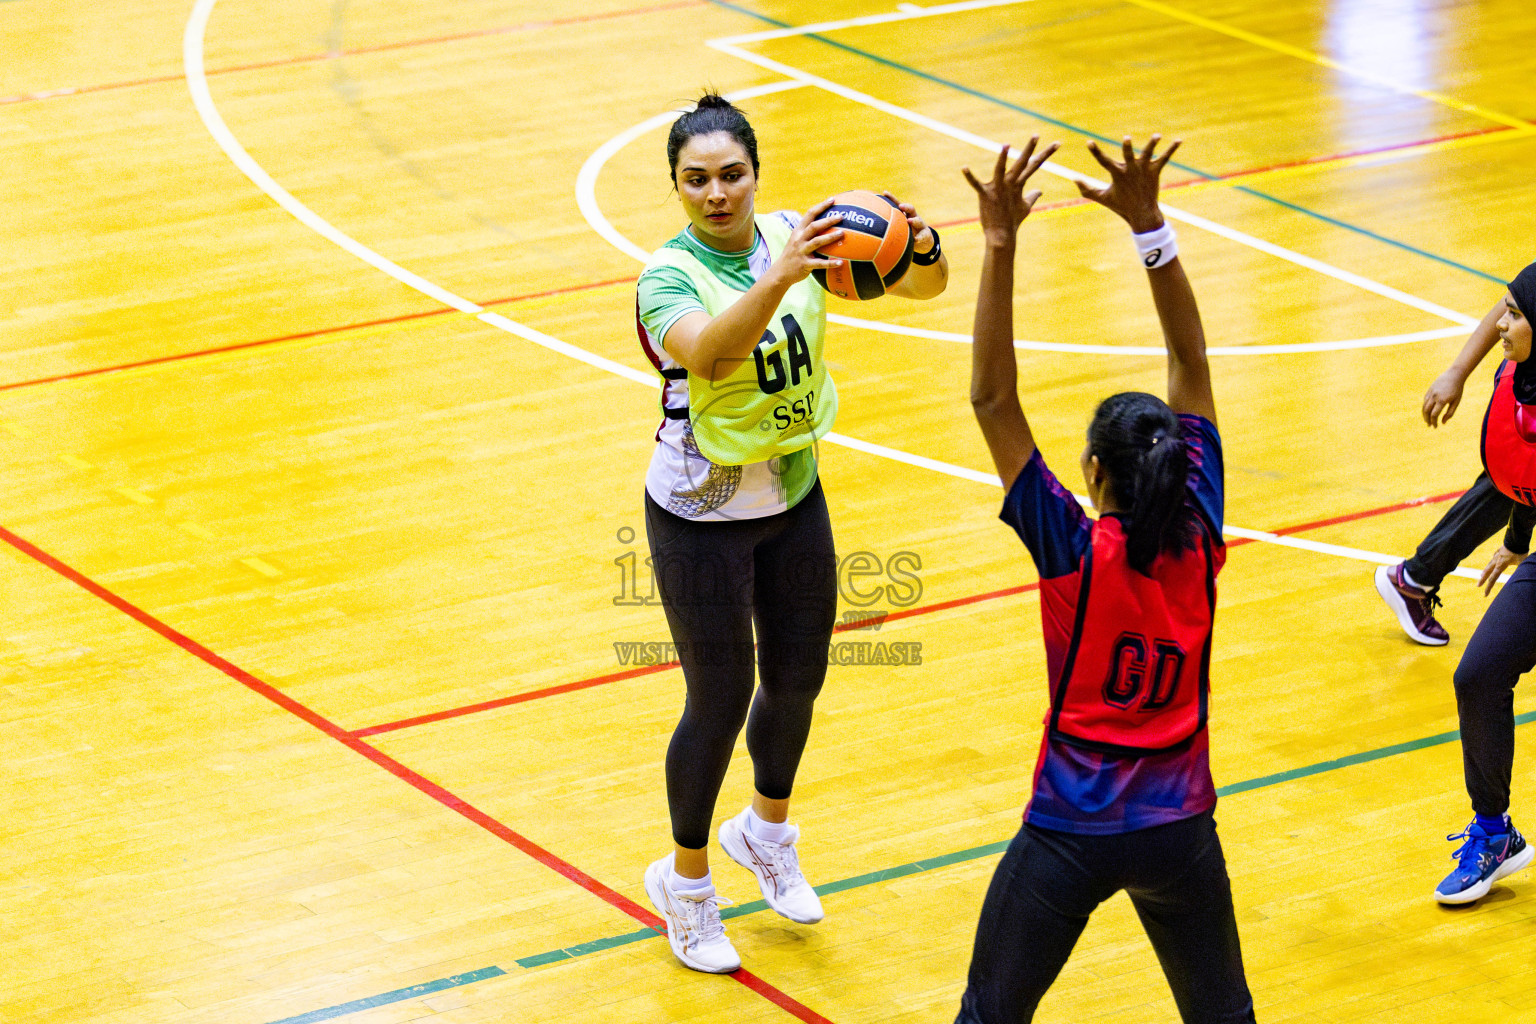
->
xmin=637 ymin=265 xmax=706 ymax=352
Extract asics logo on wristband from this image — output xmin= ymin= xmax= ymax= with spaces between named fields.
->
xmin=1143 ymin=249 xmax=1163 ymax=268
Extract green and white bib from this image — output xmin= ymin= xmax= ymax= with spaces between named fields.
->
xmin=636 ymin=212 xmax=839 ymax=520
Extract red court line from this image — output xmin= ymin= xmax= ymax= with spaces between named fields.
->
xmin=353 ymin=662 xmax=681 ymax=738
xmin=1225 ymin=489 xmax=1464 ymax=548
xmin=0 ymin=1 xmax=704 ymax=106
xmin=352 ymin=489 xmax=1469 ymax=736
xmin=0 ymin=276 xmax=639 ymax=392
xmin=354 ymin=580 xmax=1047 ymax=738
xmin=8 ymin=123 xmax=1508 ymax=393
xmin=0 ymin=522 xmax=831 ymax=1023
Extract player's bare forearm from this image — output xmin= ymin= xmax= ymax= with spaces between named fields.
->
xmin=1450 ymin=301 xmax=1507 ymax=380
xmin=1424 ymin=302 xmax=1507 ymax=425
xmin=1146 ymin=257 xmax=1215 ymax=424
xmin=663 ymin=274 xmax=796 ymax=381
xmin=962 ymin=138 xmax=1056 ymax=489
xmin=970 ymin=240 xmax=1035 ymax=489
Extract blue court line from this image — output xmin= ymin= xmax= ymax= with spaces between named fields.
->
xmin=704 ymin=0 xmax=1506 ymax=285
xmin=266 ymin=968 xmax=506 ymax=1024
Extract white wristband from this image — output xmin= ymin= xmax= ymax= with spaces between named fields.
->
xmin=1133 ymin=223 xmax=1177 ymax=269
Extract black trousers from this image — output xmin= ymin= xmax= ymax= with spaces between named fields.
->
xmin=645 ymin=482 xmax=837 ymax=850
xmin=1455 ymin=556 xmax=1536 ymax=818
xmin=1404 ymin=471 xmax=1515 ymax=590
xmin=955 ymin=811 xmax=1255 ymax=1024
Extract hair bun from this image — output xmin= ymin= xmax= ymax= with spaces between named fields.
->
xmin=695 ymin=92 xmax=734 ymax=110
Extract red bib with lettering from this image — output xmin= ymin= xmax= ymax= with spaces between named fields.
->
xmin=1482 ymin=360 xmax=1536 ymax=507
xmin=1048 ymin=517 xmax=1221 ymax=756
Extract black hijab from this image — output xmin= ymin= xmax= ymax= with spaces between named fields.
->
xmin=1509 ymin=261 xmax=1536 ymax=405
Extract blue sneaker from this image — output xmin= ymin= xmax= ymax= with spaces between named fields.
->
xmin=1434 ymin=816 xmax=1534 ymax=904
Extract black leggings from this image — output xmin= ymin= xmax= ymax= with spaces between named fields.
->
xmin=1455 ymin=556 xmax=1536 ymax=818
xmin=1404 ymin=471 xmax=1515 ymax=591
xmin=645 ymin=482 xmax=837 ymax=850
xmin=956 ymin=811 xmax=1255 ymax=1024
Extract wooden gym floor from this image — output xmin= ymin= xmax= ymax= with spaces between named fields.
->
xmin=5 ymin=1 xmax=1536 ymax=1021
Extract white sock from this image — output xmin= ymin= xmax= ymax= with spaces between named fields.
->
xmin=747 ymin=807 xmax=794 ymax=844
xmin=670 ymin=867 xmax=713 ymax=896
xmin=1401 ymin=566 xmax=1428 ymax=591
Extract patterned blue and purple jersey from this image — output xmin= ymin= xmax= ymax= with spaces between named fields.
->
xmin=999 ymin=414 xmax=1225 ymax=835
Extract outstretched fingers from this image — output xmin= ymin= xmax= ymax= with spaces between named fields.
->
xmin=1152 ymin=138 xmax=1183 ymax=173
xmin=1005 ymin=137 xmax=1037 ymax=184
xmin=1016 ymin=139 xmax=1059 ymax=183
xmin=1085 ymin=139 xmax=1123 ymax=176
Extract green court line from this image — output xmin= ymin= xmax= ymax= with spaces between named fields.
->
xmin=262 ymin=709 xmax=1534 ymax=1018
xmin=515 ymin=710 xmax=1536 ymax=970
xmin=266 ymin=967 xmax=507 ymax=1024
xmin=703 ymin=0 xmax=1506 ymax=286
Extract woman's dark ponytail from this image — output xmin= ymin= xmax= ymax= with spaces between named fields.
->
xmin=666 ymin=91 xmax=760 ymax=183
xmin=1087 ymin=392 xmax=1198 ymax=574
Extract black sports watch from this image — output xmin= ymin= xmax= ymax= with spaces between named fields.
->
xmin=910 ymin=226 xmax=942 ymax=266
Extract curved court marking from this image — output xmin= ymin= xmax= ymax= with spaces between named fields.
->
xmin=706 ymin=0 xmax=1512 ymax=288
xmin=184 ymin=0 xmax=1479 ymax=603
xmin=711 ymin=0 xmax=1529 ymax=130
xmin=703 ymin=40 xmax=1479 ymax=332
xmin=577 ymin=100 xmax=1471 ymax=355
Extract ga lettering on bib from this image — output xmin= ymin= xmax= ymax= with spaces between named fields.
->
xmin=643 ymin=215 xmax=838 ymax=467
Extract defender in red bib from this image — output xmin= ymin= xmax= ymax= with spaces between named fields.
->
xmin=953 ymin=136 xmax=1253 ymax=1024
xmin=1048 ymin=512 xmax=1220 ymax=756
xmin=1482 ymin=357 xmax=1536 ymax=506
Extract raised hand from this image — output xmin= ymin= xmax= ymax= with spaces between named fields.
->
xmin=962 ymin=136 xmax=1060 ymax=249
xmin=1075 ymin=135 xmax=1181 ymax=233
xmin=771 ymin=196 xmax=845 ymax=285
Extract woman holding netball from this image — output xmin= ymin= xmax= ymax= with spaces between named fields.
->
xmin=635 ymin=92 xmax=948 ymax=973
xmin=1433 ymin=264 xmax=1536 ymax=905
xmin=955 ymin=135 xmax=1255 ymax=1023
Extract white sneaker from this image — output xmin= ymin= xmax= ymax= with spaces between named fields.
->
xmin=719 ymin=808 xmax=824 ymax=924
xmin=643 ymin=855 xmax=741 ymax=973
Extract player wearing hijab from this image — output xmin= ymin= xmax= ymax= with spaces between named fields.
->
xmin=1374 ymin=300 xmax=1536 ymax=646
xmin=953 ymin=135 xmax=1255 ymax=1023
xmin=1434 ymin=263 xmax=1536 ymax=905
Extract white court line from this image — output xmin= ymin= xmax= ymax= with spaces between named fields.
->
xmin=182 ymin=0 xmax=1484 ymax=584
xmin=574 ymin=79 xmax=807 ymax=265
xmin=831 ymin=319 xmax=1469 ymax=356
xmin=712 ymin=0 xmax=1043 ymax=45
xmin=712 ymin=0 xmax=1529 ymax=142
xmin=184 ymin=0 xmax=658 ymax=389
xmin=1227 ymin=525 xmax=1482 ymax=581
xmin=575 ymin=96 xmax=1475 ymax=355
xmin=706 ymin=39 xmax=1479 ymax=331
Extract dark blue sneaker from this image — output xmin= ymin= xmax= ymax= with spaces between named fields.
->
xmin=1435 ymin=816 xmax=1534 ymax=904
